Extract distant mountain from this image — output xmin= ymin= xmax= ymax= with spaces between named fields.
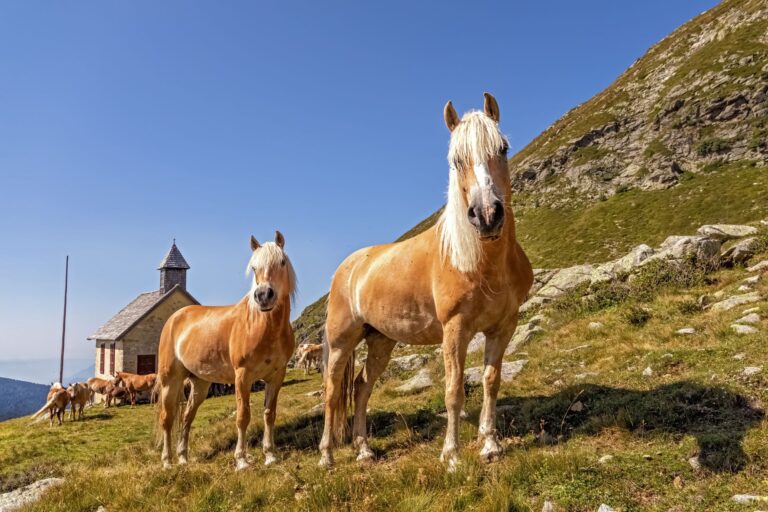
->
xmin=64 ymin=364 xmax=95 ymax=384
xmin=0 ymin=376 xmax=48 ymax=421
xmin=0 ymin=358 xmax=93 ymax=385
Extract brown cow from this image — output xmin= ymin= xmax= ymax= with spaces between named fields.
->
xmin=67 ymin=382 xmax=91 ymax=420
xmin=31 ymin=383 xmax=70 ymax=426
xmin=113 ymin=372 xmax=156 ymax=407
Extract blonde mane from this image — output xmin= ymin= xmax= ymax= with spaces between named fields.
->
xmin=245 ymin=242 xmax=298 ymax=309
xmin=437 ymin=111 xmax=509 ymax=272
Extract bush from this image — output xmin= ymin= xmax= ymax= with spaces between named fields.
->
xmin=697 ymin=138 xmax=731 ymax=156
xmin=676 ymin=299 xmax=701 ymax=315
xmin=623 ymin=305 xmax=652 ymax=326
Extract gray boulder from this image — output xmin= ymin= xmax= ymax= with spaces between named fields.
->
xmin=466 ymin=332 xmax=486 ymax=354
xmin=644 ymin=235 xmax=721 ymax=269
xmin=506 ymin=323 xmax=544 ymax=354
xmin=395 ymin=368 xmax=433 ymax=394
xmin=591 ymin=244 xmax=655 ymax=282
xmin=710 ymin=292 xmax=761 ymax=312
xmin=537 ymin=264 xmax=594 ymax=299
xmin=389 ymin=353 xmax=430 ymax=372
xmin=0 ymin=478 xmax=65 ymax=512
xmin=748 ymin=260 xmax=768 ymax=273
xmin=697 ymin=224 xmax=758 ymax=241
xmin=465 ymin=360 xmax=528 ymax=385
xmin=721 ymin=237 xmax=757 ymax=266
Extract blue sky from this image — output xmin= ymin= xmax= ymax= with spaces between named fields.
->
xmin=0 ymin=1 xmax=718 ymax=374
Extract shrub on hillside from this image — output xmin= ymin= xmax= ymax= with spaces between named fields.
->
xmin=696 ymin=137 xmax=731 ymax=156
xmin=623 ymin=305 xmax=652 ymax=326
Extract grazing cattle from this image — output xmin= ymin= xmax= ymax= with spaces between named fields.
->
xmin=319 ymin=94 xmax=533 ymax=470
xmin=105 ymin=383 xmax=129 ymax=408
xmin=31 ymin=383 xmax=70 ymax=426
xmin=113 ymin=372 xmax=157 ymax=407
xmin=86 ymin=377 xmax=113 ymax=406
xmin=67 ymin=382 xmax=91 ymax=420
xmin=296 ymin=344 xmax=323 ymax=374
xmin=155 ymin=232 xmax=296 ymax=470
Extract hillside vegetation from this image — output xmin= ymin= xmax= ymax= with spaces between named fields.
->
xmin=292 ymin=0 xmax=768 ymax=344
xmin=1 ymin=223 xmax=767 ymax=511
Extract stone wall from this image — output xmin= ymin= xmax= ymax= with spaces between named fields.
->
xmin=120 ymin=290 xmax=196 ymax=374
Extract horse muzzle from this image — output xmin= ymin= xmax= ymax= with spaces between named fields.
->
xmin=468 ymin=198 xmax=505 ymax=240
xmin=253 ymin=286 xmax=277 ymax=312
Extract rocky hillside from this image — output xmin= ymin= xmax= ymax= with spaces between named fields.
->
xmin=511 ymin=0 xmax=767 ymax=205
xmin=293 ymin=0 xmax=768 ymax=344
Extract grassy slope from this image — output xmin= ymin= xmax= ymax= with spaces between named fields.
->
xmin=3 ymin=228 xmax=768 ymax=511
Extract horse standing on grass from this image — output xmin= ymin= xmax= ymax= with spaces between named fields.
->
xmin=113 ymin=371 xmax=156 ymax=407
xmin=296 ymin=343 xmax=323 ymax=374
xmin=67 ymin=382 xmax=91 ymax=420
xmin=31 ymin=383 xmax=70 ymax=426
xmin=86 ymin=377 xmax=112 ymax=406
xmin=155 ymin=232 xmax=296 ymax=470
xmin=319 ymin=93 xmax=533 ymax=470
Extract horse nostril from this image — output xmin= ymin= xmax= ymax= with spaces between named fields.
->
xmin=467 ymin=207 xmax=477 ymax=219
xmin=266 ymin=288 xmax=275 ymax=301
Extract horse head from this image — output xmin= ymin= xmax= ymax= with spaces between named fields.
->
xmin=247 ymin=231 xmax=297 ymax=312
xmin=443 ymin=92 xmax=509 ymax=241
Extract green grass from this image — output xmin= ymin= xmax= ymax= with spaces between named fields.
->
xmin=516 ymin=162 xmax=768 ymax=268
xmin=2 ymin=229 xmax=768 ymax=511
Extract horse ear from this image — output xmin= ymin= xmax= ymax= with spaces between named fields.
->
xmin=250 ymin=235 xmax=261 ymax=251
xmin=275 ymin=230 xmax=285 ymax=249
xmin=483 ymin=92 xmax=500 ymax=123
xmin=444 ymin=101 xmax=460 ymax=132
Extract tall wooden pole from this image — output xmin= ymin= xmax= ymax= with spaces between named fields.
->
xmin=59 ymin=255 xmax=69 ymax=384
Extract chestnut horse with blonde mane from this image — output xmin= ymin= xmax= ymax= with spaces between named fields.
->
xmin=320 ymin=93 xmax=533 ymax=469
xmin=113 ymin=371 xmax=156 ymax=407
xmin=155 ymin=232 xmax=296 ymax=470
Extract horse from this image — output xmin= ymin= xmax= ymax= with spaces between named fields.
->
xmin=31 ymin=383 xmax=71 ymax=426
xmin=105 ymin=382 xmax=129 ymax=407
xmin=155 ymin=231 xmax=297 ymax=470
xmin=296 ymin=343 xmax=323 ymax=375
xmin=113 ymin=371 xmax=156 ymax=407
xmin=319 ymin=93 xmax=533 ymax=470
xmin=86 ymin=377 xmax=112 ymax=406
xmin=67 ymin=382 xmax=91 ymax=420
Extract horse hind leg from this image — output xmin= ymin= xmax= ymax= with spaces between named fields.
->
xmin=477 ymin=327 xmax=515 ymax=462
xmin=158 ymin=374 xmax=185 ymax=469
xmin=177 ymin=376 xmax=210 ymax=465
xmin=318 ymin=322 xmax=364 ymax=468
xmin=353 ymin=332 xmax=396 ymax=462
xmin=262 ymin=367 xmax=286 ymax=466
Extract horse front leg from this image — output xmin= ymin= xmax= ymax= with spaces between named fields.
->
xmin=262 ymin=368 xmax=286 ymax=466
xmin=234 ymin=368 xmax=253 ymax=471
xmin=478 ymin=320 xmax=517 ymax=462
xmin=440 ymin=320 xmax=472 ymax=471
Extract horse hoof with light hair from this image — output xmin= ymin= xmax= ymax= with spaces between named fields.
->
xmin=154 ymin=231 xmax=297 ymax=470
xmin=317 ymin=93 xmax=533 ymax=470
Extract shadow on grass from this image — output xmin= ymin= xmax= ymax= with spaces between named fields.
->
xmin=490 ymin=380 xmax=763 ymax=473
xmin=199 ymin=380 xmax=762 ymax=473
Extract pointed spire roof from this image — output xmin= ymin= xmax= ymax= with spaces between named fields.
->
xmin=158 ymin=240 xmax=190 ymax=270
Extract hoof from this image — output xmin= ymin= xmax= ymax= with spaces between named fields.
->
xmin=440 ymin=451 xmax=460 ymax=472
xmin=162 ymin=461 xmax=173 ymax=470
xmin=264 ymin=453 xmax=277 ymax=466
xmin=318 ymin=454 xmax=334 ymax=468
xmin=178 ymin=456 xmax=188 ymax=466
xmin=356 ymin=447 xmax=375 ymax=463
xmin=235 ymin=459 xmax=250 ymax=471
xmin=479 ymin=438 xmax=503 ymax=462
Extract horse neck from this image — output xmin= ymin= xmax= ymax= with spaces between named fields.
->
xmin=238 ymin=296 xmax=290 ymax=336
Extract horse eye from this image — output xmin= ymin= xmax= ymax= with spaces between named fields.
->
xmin=281 ymin=259 xmax=286 ymax=267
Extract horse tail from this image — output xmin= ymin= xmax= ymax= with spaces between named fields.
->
xmin=324 ymin=331 xmax=355 ymax=445
xmin=30 ymin=396 xmax=56 ymax=420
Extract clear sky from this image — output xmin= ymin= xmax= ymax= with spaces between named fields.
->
xmin=0 ymin=1 xmax=718 ymax=372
